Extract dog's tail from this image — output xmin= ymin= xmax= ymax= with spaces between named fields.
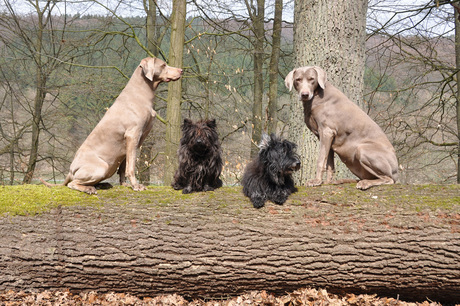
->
xmin=40 ymin=174 xmax=71 ymax=187
xmin=331 ymin=179 xmax=358 ymax=185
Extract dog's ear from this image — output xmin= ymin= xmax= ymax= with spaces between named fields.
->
xmin=258 ymin=133 xmax=271 ymax=150
xmin=313 ymin=66 xmax=327 ymax=89
xmin=182 ymin=118 xmax=193 ymax=130
xmin=284 ymin=69 xmax=296 ymax=91
xmin=206 ymin=119 xmax=217 ymax=129
xmin=140 ymin=57 xmax=155 ymax=81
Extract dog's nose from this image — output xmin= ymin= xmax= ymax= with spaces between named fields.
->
xmin=300 ymin=92 xmax=311 ymax=100
xmin=294 ymin=160 xmax=301 ymax=170
xmin=179 ymin=69 xmax=184 ymax=75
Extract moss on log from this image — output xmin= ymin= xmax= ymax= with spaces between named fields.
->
xmin=0 ymin=184 xmax=459 ymax=303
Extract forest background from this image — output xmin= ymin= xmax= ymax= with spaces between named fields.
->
xmin=0 ymin=0 xmax=458 ymax=187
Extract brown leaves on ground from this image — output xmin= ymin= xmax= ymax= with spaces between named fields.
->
xmin=0 ymin=288 xmax=447 ymax=306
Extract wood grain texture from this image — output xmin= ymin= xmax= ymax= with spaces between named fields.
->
xmin=0 ymin=185 xmax=459 ymax=303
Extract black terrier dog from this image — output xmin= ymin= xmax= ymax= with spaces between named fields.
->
xmin=172 ymin=118 xmax=223 ymax=194
xmin=242 ymin=134 xmax=301 ymax=208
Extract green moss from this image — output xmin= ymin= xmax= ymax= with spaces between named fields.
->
xmin=0 ymin=184 xmax=99 ymax=216
xmin=0 ymin=183 xmax=458 ymax=217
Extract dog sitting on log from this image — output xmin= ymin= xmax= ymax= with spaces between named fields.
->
xmin=242 ymin=134 xmax=301 ymax=208
xmin=285 ymin=66 xmax=398 ymax=189
xmin=172 ymin=118 xmax=223 ymax=194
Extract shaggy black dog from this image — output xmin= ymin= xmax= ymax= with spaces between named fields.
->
xmin=242 ymin=134 xmax=301 ymax=208
xmin=172 ymin=118 xmax=223 ymax=194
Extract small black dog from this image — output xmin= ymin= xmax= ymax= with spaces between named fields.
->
xmin=172 ymin=118 xmax=223 ymax=194
xmin=242 ymin=134 xmax=301 ymax=208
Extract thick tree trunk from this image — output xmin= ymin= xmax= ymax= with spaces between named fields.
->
xmin=0 ymin=185 xmax=459 ymax=303
xmin=163 ymin=0 xmax=186 ymax=185
xmin=289 ymin=0 xmax=368 ymax=184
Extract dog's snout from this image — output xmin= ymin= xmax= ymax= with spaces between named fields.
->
xmin=300 ymin=92 xmax=311 ymax=100
xmin=293 ymin=160 xmax=301 ymax=171
xmin=179 ymin=68 xmax=184 ymax=75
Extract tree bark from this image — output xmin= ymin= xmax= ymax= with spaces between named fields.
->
xmin=455 ymin=7 xmax=460 ymax=183
xmin=137 ymin=0 xmax=160 ymax=185
xmin=289 ymin=0 xmax=368 ymax=184
xmin=0 ymin=185 xmax=459 ymax=303
xmin=163 ymin=0 xmax=186 ymax=185
xmin=23 ymin=5 xmax=47 ymax=184
xmin=267 ymin=0 xmax=283 ymax=135
xmin=249 ymin=0 xmax=265 ymax=157
xmin=146 ymin=0 xmax=158 ymax=57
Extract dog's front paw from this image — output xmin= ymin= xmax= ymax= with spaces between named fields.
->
xmin=251 ymin=198 xmax=265 ymax=209
xmin=132 ymin=184 xmax=146 ymax=191
xmin=203 ymin=185 xmax=215 ymax=192
xmin=272 ymin=195 xmax=288 ymax=205
xmin=306 ymin=179 xmax=323 ymax=187
xmin=182 ymin=186 xmax=193 ymax=194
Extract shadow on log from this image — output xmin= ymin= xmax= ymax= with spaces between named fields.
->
xmin=0 ymin=184 xmax=459 ymax=304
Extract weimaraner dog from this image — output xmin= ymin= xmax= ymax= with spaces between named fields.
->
xmin=41 ymin=57 xmax=182 ymax=194
xmin=285 ymin=66 xmax=398 ymax=190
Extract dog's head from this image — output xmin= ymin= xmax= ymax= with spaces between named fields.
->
xmin=181 ymin=118 xmax=220 ymax=156
xmin=285 ymin=66 xmax=326 ymax=101
xmin=140 ymin=57 xmax=183 ymax=83
xmin=258 ymin=133 xmax=301 ymax=185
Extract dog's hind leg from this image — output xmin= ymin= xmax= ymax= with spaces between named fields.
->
xmin=68 ymin=156 xmax=110 ymax=194
xmin=68 ymin=181 xmax=98 ymax=195
xmin=354 ymin=145 xmax=396 ymax=190
xmin=204 ymin=175 xmax=223 ymax=191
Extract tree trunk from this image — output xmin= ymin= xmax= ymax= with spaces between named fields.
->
xmin=0 ymin=185 xmax=459 ymax=303
xmin=267 ymin=0 xmax=283 ymax=135
xmin=163 ymin=0 xmax=186 ymax=185
xmin=289 ymin=0 xmax=368 ymax=184
xmin=137 ymin=0 xmax=159 ymax=185
xmin=250 ymin=0 xmax=265 ymax=157
xmin=23 ymin=81 xmax=46 ymax=184
xmin=146 ymin=0 xmax=158 ymax=57
xmin=455 ymin=7 xmax=460 ymax=184
xmin=23 ymin=8 xmax=47 ymax=184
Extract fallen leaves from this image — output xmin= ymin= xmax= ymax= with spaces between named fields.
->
xmin=0 ymin=288 xmax=446 ymax=306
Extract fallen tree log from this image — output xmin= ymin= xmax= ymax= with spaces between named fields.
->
xmin=0 ymin=184 xmax=459 ymax=303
